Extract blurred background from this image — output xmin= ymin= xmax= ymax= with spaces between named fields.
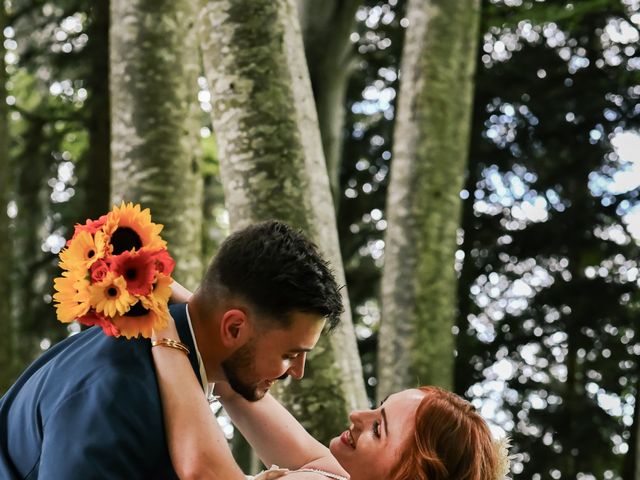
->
xmin=1 ymin=0 xmax=639 ymax=478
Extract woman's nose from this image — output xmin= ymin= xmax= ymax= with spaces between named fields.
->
xmin=348 ymin=409 xmax=369 ymax=425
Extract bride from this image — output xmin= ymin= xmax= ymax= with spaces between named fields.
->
xmin=152 ymin=315 xmax=508 ymax=480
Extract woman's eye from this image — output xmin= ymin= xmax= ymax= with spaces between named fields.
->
xmin=373 ymin=420 xmax=381 ymax=437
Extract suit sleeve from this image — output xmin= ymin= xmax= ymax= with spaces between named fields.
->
xmin=38 ymin=372 xmax=165 ymax=479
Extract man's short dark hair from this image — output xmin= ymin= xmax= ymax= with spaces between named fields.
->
xmin=201 ymin=220 xmax=343 ymax=330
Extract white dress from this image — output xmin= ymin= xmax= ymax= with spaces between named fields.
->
xmin=247 ymin=465 xmax=348 ymax=480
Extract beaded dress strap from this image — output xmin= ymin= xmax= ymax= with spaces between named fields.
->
xmin=294 ymin=468 xmax=348 ymax=480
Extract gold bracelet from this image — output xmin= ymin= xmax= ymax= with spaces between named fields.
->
xmin=151 ymin=338 xmax=190 ymax=356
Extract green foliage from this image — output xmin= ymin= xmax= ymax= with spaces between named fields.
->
xmin=3 ymin=0 xmax=640 ymax=476
xmin=337 ymin=0 xmax=407 ymax=401
xmin=4 ymin=0 xmax=108 ymax=380
xmin=455 ymin=0 xmax=640 ymax=477
xmin=338 ymin=0 xmax=640 ymax=476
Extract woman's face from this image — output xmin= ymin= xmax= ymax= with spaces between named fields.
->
xmin=329 ymin=389 xmax=426 ymax=480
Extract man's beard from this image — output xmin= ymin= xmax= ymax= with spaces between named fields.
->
xmin=221 ymin=338 xmax=265 ymax=402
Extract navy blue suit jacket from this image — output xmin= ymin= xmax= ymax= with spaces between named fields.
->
xmin=0 ymin=304 xmax=200 ymax=479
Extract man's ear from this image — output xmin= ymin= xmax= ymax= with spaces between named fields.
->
xmin=219 ymin=309 xmax=251 ymax=347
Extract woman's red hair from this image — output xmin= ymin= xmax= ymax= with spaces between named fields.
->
xmin=389 ymin=386 xmax=499 ymax=480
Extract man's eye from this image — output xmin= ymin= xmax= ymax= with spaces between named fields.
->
xmin=373 ymin=420 xmax=381 ymax=437
xmin=284 ymin=353 xmax=299 ymax=360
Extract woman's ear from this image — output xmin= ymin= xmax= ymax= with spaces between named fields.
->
xmin=219 ymin=308 xmax=251 ymax=347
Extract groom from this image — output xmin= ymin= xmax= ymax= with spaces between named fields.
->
xmin=0 ymin=220 xmax=343 ymax=479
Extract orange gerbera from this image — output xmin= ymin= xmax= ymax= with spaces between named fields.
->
xmin=59 ymin=230 xmax=105 ymax=271
xmin=88 ymin=271 xmax=136 ymax=317
xmin=106 ymin=202 xmax=166 ymax=255
xmin=53 ymin=271 xmax=91 ymax=323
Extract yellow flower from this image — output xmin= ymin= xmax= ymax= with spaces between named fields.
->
xmin=59 ymin=230 xmax=104 ymax=271
xmin=89 ymin=272 xmax=136 ymax=317
xmin=145 ymin=273 xmax=173 ymax=308
xmin=113 ymin=301 xmax=169 ymax=339
xmin=106 ymin=202 xmax=166 ymax=254
xmin=53 ymin=271 xmax=91 ymax=323
xmin=114 ymin=273 xmax=173 ymax=339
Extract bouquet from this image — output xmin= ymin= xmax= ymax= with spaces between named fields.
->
xmin=53 ymin=202 xmax=175 ymax=339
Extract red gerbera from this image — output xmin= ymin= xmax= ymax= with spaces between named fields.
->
xmin=67 ymin=214 xmax=108 ymax=246
xmin=78 ymin=310 xmax=121 ymax=337
xmin=111 ymin=249 xmax=156 ymax=296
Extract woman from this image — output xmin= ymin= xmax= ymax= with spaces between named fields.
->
xmin=152 ymin=314 xmax=509 ymax=480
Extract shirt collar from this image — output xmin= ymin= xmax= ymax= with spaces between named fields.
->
xmin=185 ymin=303 xmax=216 ymax=399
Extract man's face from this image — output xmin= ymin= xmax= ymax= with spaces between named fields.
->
xmin=221 ymin=311 xmax=325 ymax=401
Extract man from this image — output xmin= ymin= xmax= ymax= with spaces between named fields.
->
xmin=0 ymin=220 xmax=343 ymax=479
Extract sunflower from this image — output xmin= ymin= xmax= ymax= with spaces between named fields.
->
xmin=53 ymin=271 xmax=91 ymax=323
xmin=59 ymin=230 xmax=104 ymax=271
xmin=111 ymin=249 xmax=156 ymax=296
xmin=105 ymin=203 xmax=166 ymax=255
xmin=89 ymin=271 xmax=136 ymax=317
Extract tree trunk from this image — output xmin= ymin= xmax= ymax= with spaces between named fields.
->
xmin=297 ymin=0 xmax=359 ymax=205
xmin=13 ymin=117 xmax=52 ymax=374
xmin=82 ymin=0 xmax=111 ymax=220
xmin=377 ymin=0 xmax=481 ymax=401
xmin=110 ymin=0 xmax=203 ymax=290
xmin=0 ymin=4 xmax=15 ymax=394
xmin=198 ymin=0 xmax=368 ymax=444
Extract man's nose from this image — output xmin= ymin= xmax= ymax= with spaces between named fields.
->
xmin=287 ymin=353 xmax=306 ymax=380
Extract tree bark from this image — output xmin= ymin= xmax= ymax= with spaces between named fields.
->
xmin=0 ymin=4 xmax=15 ymax=394
xmin=82 ymin=0 xmax=111 ymax=220
xmin=198 ymin=0 xmax=368 ymax=444
xmin=297 ymin=0 xmax=359 ymax=205
xmin=377 ymin=0 xmax=481 ymax=401
xmin=110 ymin=0 xmax=203 ymax=290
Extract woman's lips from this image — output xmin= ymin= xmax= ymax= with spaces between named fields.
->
xmin=340 ymin=430 xmax=355 ymax=449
